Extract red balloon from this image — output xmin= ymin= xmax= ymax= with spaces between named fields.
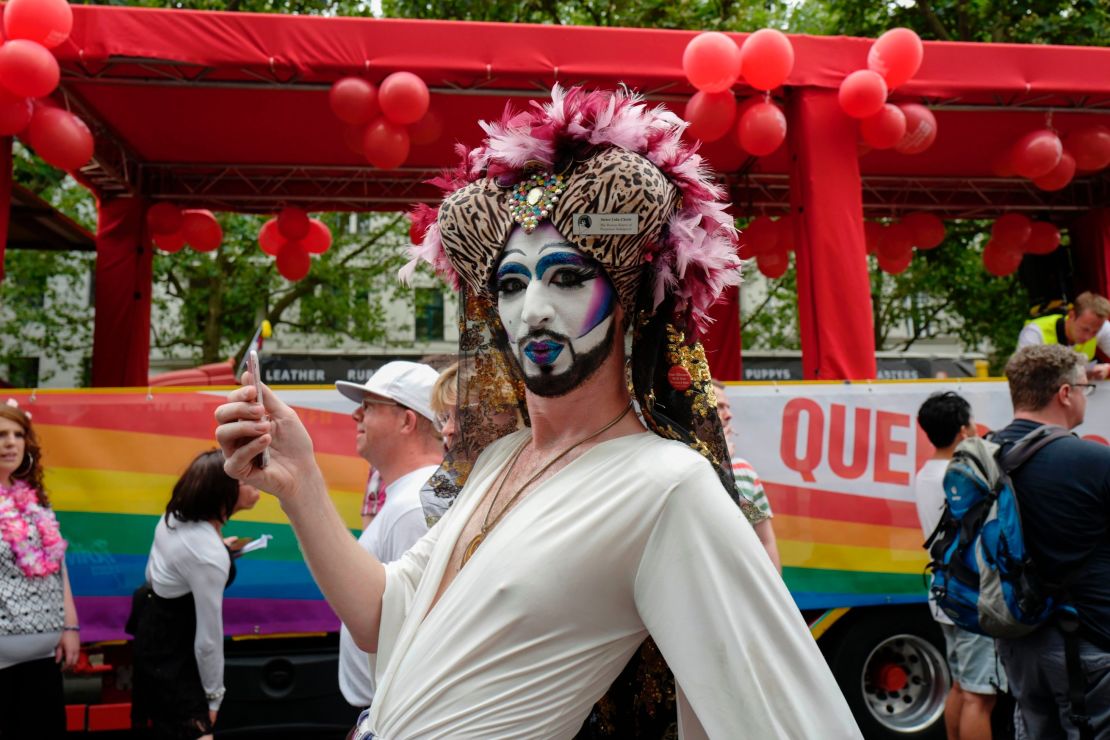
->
xmin=0 ymin=39 xmax=60 ymax=98
xmin=408 ymin=109 xmax=443 ymax=146
xmin=258 ymin=218 xmax=286 ymax=256
xmin=838 ymin=70 xmax=888 ymax=119
xmin=877 ymin=222 xmax=914 ymax=260
xmin=379 ymin=72 xmax=430 ymax=126
xmin=343 ymin=124 xmax=367 ymax=155
xmin=303 ymin=219 xmax=332 ymax=254
xmin=1012 ymin=129 xmax=1062 ymax=179
xmin=0 ymin=97 xmax=32 ymax=136
xmin=153 ymin=231 xmax=187 ymax=254
xmin=737 ymin=102 xmax=786 ymax=156
xmin=983 ymin=240 xmax=1022 ymax=277
xmin=739 ymin=29 xmax=794 ymax=92
xmin=990 ymin=148 xmax=1016 ymax=177
xmin=147 ymin=203 xmax=184 ymax=236
xmin=860 ymin=104 xmax=907 ymax=150
xmin=757 ymin=250 xmax=789 ymax=279
xmin=1024 ymin=222 xmax=1061 ymax=256
xmin=901 ymin=212 xmax=945 ymax=250
xmin=1033 ymin=150 xmax=1076 ymax=192
xmin=867 ymin=28 xmax=923 ymax=91
xmin=277 ymin=242 xmax=311 ymax=282
xmin=3 ymin=0 xmax=73 ymax=48
xmin=864 ymin=221 xmax=883 ymax=255
xmin=329 ymin=78 xmax=378 ymax=125
xmin=895 ymin=104 xmax=937 ymax=155
xmin=363 ymin=117 xmax=410 ymax=170
xmin=181 ymin=210 xmax=222 ymax=252
xmin=682 ymin=32 xmax=741 ymax=94
xmin=684 ymin=91 xmax=737 ymax=143
xmin=991 ymin=213 xmax=1032 ymax=251
xmin=740 ymin=216 xmax=780 ymax=257
xmin=26 ymin=106 xmax=93 ymax=171
xmin=878 ymin=248 xmax=913 ymax=275
xmin=278 ymin=206 xmax=310 ymax=241
xmin=1066 ymin=125 xmax=1110 ymax=172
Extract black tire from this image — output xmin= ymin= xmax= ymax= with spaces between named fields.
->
xmin=821 ymin=606 xmax=949 ymax=740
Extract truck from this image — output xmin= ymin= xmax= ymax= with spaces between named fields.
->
xmin=11 ymin=379 xmax=1110 ymax=738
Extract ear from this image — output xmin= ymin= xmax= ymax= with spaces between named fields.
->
xmin=399 ymin=408 xmax=419 ymax=434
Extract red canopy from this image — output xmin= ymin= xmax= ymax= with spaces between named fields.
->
xmin=3 ymin=5 xmax=1109 ymax=384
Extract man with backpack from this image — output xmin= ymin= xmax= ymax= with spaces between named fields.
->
xmin=994 ymin=345 xmax=1110 ymax=738
xmin=915 ymin=391 xmax=1006 ymax=739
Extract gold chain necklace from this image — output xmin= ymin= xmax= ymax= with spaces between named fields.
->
xmin=460 ymin=400 xmax=634 ymax=569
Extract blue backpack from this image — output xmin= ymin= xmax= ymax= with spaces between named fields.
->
xmin=926 ymin=425 xmax=1072 ymax=638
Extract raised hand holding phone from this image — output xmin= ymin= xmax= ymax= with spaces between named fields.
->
xmin=247 ymin=350 xmax=270 ymax=468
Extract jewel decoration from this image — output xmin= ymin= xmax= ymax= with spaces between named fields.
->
xmin=509 ymin=171 xmax=566 ymax=233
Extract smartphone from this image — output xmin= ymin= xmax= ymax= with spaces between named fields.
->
xmin=247 ymin=350 xmax=270 ymax=468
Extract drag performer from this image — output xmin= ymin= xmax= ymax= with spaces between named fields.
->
xmin=215 ymin=86 xmax=860 ymax=738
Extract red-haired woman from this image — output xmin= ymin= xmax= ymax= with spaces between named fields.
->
xmin=131 ymin=449 xmax=259 ymax=740
xmin=0 ymin=401 xmax=80 ymax=739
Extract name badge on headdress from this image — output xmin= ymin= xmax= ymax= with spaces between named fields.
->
xmin=571 ymin=213 xmax=640 ymax=236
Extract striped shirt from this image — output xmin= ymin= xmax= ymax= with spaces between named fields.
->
xmin=732 ymin=458 xmax=773 ymax=517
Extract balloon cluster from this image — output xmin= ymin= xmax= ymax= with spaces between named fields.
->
xmin=981 ymin=215 xmax=1061 ymax=277
xmin=148 ymin=203 xmax=223 ymax=253
xmin=681 ymin=30 xmax=794 ymax=156
xmin=840 ymin=29 xmax=936 ymax=156
xmin=258 ymin=206 xmax=332 ymax=281
xmin=992 ymin=125 xmax=1110 ymax=192
xmin=865 ymin=211 xmax=946 ymax=274
xmin=0 ymin=0 xmax=94 ymax=171
xmin=738 ymin=214 xmax=795 ymax=278
xmin=329 ymin=73 xmax=441 ymax=170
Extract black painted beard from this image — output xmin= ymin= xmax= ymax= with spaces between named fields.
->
xmin=515 ymin=321 xmax=617 ymax=398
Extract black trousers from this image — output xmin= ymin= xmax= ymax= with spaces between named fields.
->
xmin=0 ymin=656 xmax=66 ymax=740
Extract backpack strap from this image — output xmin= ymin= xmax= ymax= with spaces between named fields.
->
xmin=1058 ymin=610 xmax=1095 ymax=740
xmin=997 ymin=425 xmax=1072 ymax=474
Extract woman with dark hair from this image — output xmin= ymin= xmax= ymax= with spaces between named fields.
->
xmin=0 ymin=400 xmax=80 ymax=739
xmin=131 ymin=449 xmax=259 ymax=740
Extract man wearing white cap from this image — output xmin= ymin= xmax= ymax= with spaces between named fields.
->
xmin=333 ymin=361 xmax=442 ymax=719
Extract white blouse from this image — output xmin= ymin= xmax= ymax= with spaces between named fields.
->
xmin=145 ymin=515 xmax=229 ymax=710
xmin=367 ymin=430 xmax=861 ymax=739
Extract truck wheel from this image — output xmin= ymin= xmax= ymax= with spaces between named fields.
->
xmin=822 ymin=607 xmax=949 ymax=739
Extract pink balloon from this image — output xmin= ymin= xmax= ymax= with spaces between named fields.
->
xmin=363 ymin=117 xmax=410 ymax=170
xmin=682 ymin=32 xmax=741 ymax=94
xmin=258 ymin=219 xmax=286 ymax=256
xmin=26 ymin=106 xmax=93 ymax=171
xmin=878 ymin=248 xmax=913 ymax=275
xmin=147 ymin=203 xmax=184 ymax=236
xmin=0 ymin=97 xmax=32 ymax=136
xmin=838 ymin=70 xmax=888 ymax=119
xmin=983 ymin=240 xmax=1022 ymax=277
xmin=278 ymin=206 xmax=310 ymax=241
xmin=737 ymin=102 xmax=786 ymax=157
xmin=303 ymin=219 xmax=333 ymax=254
xmin=739 ymin=29 xmax=794 ymax=92
xmin=895 ymin=104 xmax=937 ymax=155
xmin=277 ymin=242 xmax=311 ymax=282
xmin=3 ymin=0 xmax=73 ymax=49
xmin=860 ymin=104 xmax=906 ymax=149
xmin=901 ymin=212 xmax=945 ymax=250
xmin=877 ymin=222 xmax=914 ymax=260
xmin=867 ymin=28 xmax=923 ymax=91
xmin=329 ymin=78 xmax=378 ymax=125
xmin=181 ymin=210 xmax=222 ymax=252
xmin=408 ymin=109 xmax=443 ymax=146
xmin=991 ymin=213 xmax=1032 ymax=251
xmin=757 ymin=249 xmax=789 ymax=279
xmin=1024 ymin=222 xmax=1061 ymax=256
xmin=153 ymin=231 xmax=187 ymax=254
xmin=1012 ymin=129 xmax=1062 ymax=179
xmin=378 ymin=72 xmax=430 ymax=126
xmin=0 ymin=39 xmax=60 ymax=98
xmin=1033 ymin=150 xmax=1076 ymax=192
xmin=684 ymin=91 xmax=737 ymax=143
xmin=1066 ymin=125 xmax=1110 ymax=172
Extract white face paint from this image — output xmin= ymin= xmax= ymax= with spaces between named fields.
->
xmin=494 ymin=224 xmax=617 ymax=397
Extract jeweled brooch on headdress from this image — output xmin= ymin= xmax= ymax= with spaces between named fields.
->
xmin=509 ymin=172 xmax=565 ymax=233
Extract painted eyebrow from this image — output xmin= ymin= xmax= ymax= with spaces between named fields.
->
xmin=496 ymin=262 xmax=531 ymax=280
xmin=539 ymin=240 xmax=574 ymax=253
xmin=536 ymin=252 xmax=590 ymax=279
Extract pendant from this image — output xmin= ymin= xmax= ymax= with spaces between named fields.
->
xmin=460 ymin=532 xmax=485 ymax=567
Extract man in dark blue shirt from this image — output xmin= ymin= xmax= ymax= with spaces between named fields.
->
xmin=994 ymin=344 xmax=1110 ymax=739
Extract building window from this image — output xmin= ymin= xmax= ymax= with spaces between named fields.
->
xmin=414 ymin=288 xmax=444 ymax=342
xmin=8 ymin=358 xmax=40 ymax=388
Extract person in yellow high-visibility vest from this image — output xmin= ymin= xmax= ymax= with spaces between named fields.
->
xmin=1017 ymin=291 xmax=1110 ymax=380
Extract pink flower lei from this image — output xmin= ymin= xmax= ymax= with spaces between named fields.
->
xmin=0 ymin=480 xmax=67 ymax=578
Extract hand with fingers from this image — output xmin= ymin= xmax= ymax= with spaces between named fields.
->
xmin=214 ymin=372 xmax=321 ymax=501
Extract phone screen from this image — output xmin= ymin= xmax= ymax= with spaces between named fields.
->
xmin=248 ymin=350 xmax=270 ymax=468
